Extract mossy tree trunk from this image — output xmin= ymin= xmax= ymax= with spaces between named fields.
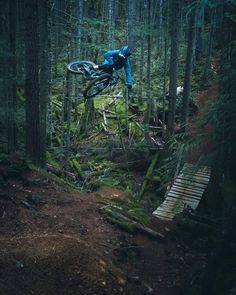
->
xmin=181 ymin=2 xmax=197 ymax=130
xmin=167 ymin=0 xmax=180 ymax=134
xmin=24 ymin=0 xmax=44 ymax=166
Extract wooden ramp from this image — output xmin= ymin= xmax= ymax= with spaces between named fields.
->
xmin=152 ymin=164 xmax=211 ymax=221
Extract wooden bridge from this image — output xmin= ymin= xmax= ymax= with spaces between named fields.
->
xmin=152 ymin=164 xmax=211 ymax=221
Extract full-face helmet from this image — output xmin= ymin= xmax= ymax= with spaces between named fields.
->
xmin=118 ymin=45 xmax=132 ymax=59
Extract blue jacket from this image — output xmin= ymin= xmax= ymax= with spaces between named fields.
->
xmin=102 ymin=50 xmax=132 ymax=86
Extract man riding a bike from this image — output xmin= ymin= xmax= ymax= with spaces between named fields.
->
xmin=67 ymin=45 xmax=133 ymax=98
xmin=93 ymin=45 xmax=133 ymax=90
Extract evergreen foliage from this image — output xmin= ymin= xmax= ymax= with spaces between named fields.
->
xmin=0 ymin=0 xmax=235 ymax=293
xmin=0 ymin=0 xmax=234 ymax=215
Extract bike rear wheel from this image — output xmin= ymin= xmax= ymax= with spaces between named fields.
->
xmin=67 ymin=60 xmax=96 ymax=74
xmin=84 ymin=74 xmax=111 ymax=99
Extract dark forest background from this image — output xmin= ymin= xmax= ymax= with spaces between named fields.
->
xmin=0 ymin=1 xmax=235 ymax=293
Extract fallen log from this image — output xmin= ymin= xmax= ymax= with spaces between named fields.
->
xmin=100 ymin=206 xmax=165 ymax=242
xmin=138 ymin=151 xmax=160 ymax=201
xmin=135 ymin=222 xmax=165 ymax=241
xmin=46 ymin=164 xmax=77 ymax=180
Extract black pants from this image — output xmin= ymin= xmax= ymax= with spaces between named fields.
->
xmin=99 ymin=64 xmax=113 ymax=75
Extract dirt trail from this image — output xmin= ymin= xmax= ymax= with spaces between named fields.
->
xmin=0 ymin=86 xmax=219 ymax=295
xmin=0 ymin=167 xmax=208 ymax=295
xmin=187 ymin=85 xmax=218 ymax=164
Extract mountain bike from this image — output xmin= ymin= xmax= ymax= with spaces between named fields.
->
xmin=67 ymin=60 xmax=120 ymax=99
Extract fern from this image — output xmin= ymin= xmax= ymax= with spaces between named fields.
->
xmin=158 ymin=128 xmax=209 ymax=189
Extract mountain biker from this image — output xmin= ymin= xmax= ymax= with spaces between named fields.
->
xmin=93 ymin=45 xmax=133 ymax=89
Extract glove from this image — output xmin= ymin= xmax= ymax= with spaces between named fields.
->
xmin=127 ymin=84 xmax=132 ymax=90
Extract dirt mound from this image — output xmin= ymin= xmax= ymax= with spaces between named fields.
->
xmin=0 ymin=168 xmax=208 ymax=295
xmin=187 ymin=85 xmax=218 ymax=164
xmin=195 ymin=85 xmax=218 ymax=109
xmin=0 ymin=234 xmax=125 ymax=295
xmin=0 ymin=170 xmax=144 ymax=295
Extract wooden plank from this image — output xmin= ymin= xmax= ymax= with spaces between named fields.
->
xmin=157 ymin=207 xmax=181 ymax=214
xmin=171 ymin=187 xmax=204 ymax=198
xmin=167 ymin=194 xmax=200 ymax=205
xmin=153 ymin=202 xmax=190 ymax=220
xmin=159 ymin=205 xmax=182 ymax=212
xmin=156 ymin=209 xmax=183 ymax=216
xmin=166 ymin=200 xmax=199 ymax=211
xmin=171 ymin=184 xmax=204 ymax=195
xmin=178 ymin=175 xmax=210 ymax=184
xmin=176 ymin=177 xmax=209 ymax=187
xmin=180 ymin=170 xmax=211 ymax=177
xmin=160 ymin=205 xmax=184 ymax=211
xmin=181 ymin=167 xmax=211 ymax=177
xmin=154 ymin=211 xmax=175 ymax=218
xmin=162 ymin=199 xmax=186 ymax=208
xmin=181 ymin=169 xmax=211 ymax=178
xmin=155 ymin=206 xmax=183 ymax=214
xmin=154 ymin=209 xmax=175 ymax=216
xmin=152 ymin=210 xmax=174 ymax=219
xmin=168 ymin=193 xmax=201 ymax=203
xmin=167 ymin=191 xmax=201 ymax=201
xmin=182 ymin=163 xmax=210 ymax=171
xmin=175 ymin=178 xmax=207 ymax=189
xmin=162 ymin=199 xmax=185 ymax=206
xmin=153 ymin=164 xmax=211 ymax=221
xmin=158 ymin=203 xmax=177 ymax=209
xmin=173 ymin=182 xmax=206 ymax=193
xmin=166 ymin=193 xmax=200 ymax=202
xmin=169 ymin=188 xmax=202 ymax=199
xmin=164 ymin=199 xmax=198 ymax=209
xmin=181 ymin=169 xmax=210 ymax=176
xmin=152 ymin=213 xmax=173 ymax=221
xmin=153 ymin=206 xmax=175 ymax=215
xmin=173 ymin=181 xmax=205 ymax=191
xmin=167 ymin=200 xmax=199 ymax=211
xmin=166 ymin=199 xmax=199 ymax=210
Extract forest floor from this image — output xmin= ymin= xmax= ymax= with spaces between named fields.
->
xmin=0 ymin=170 xmax=208 ymax=295
xmin=0 ymin=86 xmax=217 ymax=295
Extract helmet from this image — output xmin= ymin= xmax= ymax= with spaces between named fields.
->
xmin=118 ymin=45 xmax=132 ymax=59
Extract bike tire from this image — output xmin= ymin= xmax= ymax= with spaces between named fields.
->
xmin=84 ymin=74 xmax=111 ymax=99
xmin=67 ymin=60 xmax=96 ymax=74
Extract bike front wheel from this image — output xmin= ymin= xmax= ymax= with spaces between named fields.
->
xmin=67 ymin=60 xmax=96 ymax=74
xmin=84 ymin=74 xmax=111 ymax=99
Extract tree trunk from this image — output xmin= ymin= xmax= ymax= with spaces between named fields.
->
xmin=75 ymin=0 xmax=83 ymax=58
xmin=38 ymin=0 xmax=49 ymax=167
xmin=195 ymin=2 xmax=205 ymax=61
xmin=24 ymin=0 xmax=48 ymax=167
xmin=162 ymin=36 xmax=168 ymax=137
xmin=8 ymin=0 xmax=17 ymax=153
xmin=215 ymin=0 xmax=224 ymax=48
xmin=108 ymin=0 xmax=114 ymax=49
xmin=138 ymin=0 xmax=145 ymax=103
xmin=24 ymin=0 xmax=42 ymax=166
xmin=181 ymin=3 xmax=197 ymax=130
xmin=167 ymin=0 xmax=180 ymax=133
xmin=63 ymin=68 xmax=72 ymax=172
xmin=74 ymin=76 xmax=79 ymax=123
xmin=144 ymin=0 xmax=153 ymax=142
xmin=47 ymin=1 xmax=53 ymax=148
xmin=202 ymin=7 xmax=216 ymax=85
xmin=127 ymin=0 xmax=136 ymax=50
xmin=146 ymin=0 xmax=152 ymax=112
xmin=159 ymin=0 xmax=164 ymax=51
